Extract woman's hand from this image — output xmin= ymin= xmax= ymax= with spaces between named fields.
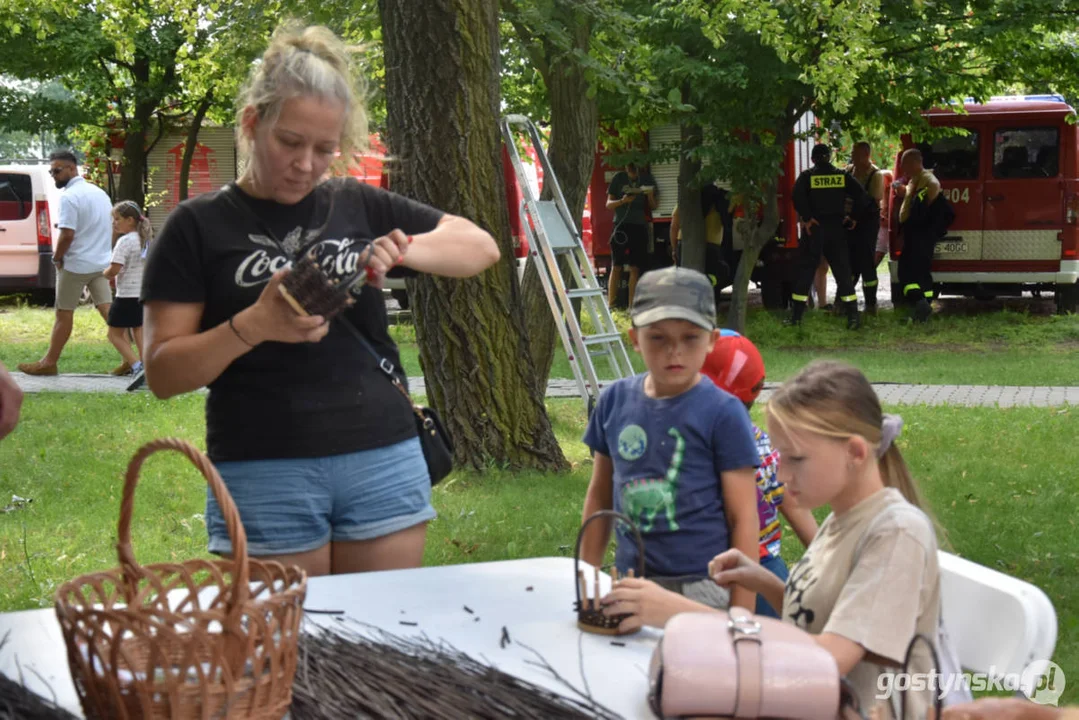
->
xmin=600 ymin=578 xmax=709 ymax=634
xmin=362 ymin=230 xmax=411 ymax=288
xmin=235 ymin=269 xmax=330 ymax=345
xmin=708 ymin=549 xmax=774 ymax=595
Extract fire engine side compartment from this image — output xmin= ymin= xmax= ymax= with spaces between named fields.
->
xmin=888 ymin=97 xmax=1079 ymax=311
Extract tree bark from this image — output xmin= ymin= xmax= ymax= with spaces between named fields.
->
xmin=515 ymin=3 xmax=597 ymax=396
xmin=725 ymin=121 xmax=791 ymax=333
xmin=379 ymin=0 xmax=568 ymax=471
xmin=677 ymin=122 xmax=705 ymax=272
xmin=180 ymin=90 xmax=214 ymax=202
xmin=727 ymin=179 xmax=780 ymax=333
xmin=116 ymin=56 xmax=155 ymax=207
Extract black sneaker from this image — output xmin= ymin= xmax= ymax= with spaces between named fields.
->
xmin=913 ymin=299 xmax=932 ymax=323
xmin=126 ymin=370 xmax=146 ymax=392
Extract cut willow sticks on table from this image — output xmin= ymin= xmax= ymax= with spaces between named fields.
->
xmin=290 ymin=620 xmax=621 ymax=719
xmin=0 ymin=673 xmax=79 ymax=720
xmin=0 ymin=633 xmax=79 ymax=720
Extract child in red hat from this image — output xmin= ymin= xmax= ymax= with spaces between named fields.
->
xmin=702 ymin=330 xmax=819 ymax=617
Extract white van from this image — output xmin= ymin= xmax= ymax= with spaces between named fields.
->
xmin=0 ymin=164 xmax=62 ymax=302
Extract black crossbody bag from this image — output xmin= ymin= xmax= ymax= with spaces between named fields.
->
xmin=222 ymin=184 xmax=455 ymax=485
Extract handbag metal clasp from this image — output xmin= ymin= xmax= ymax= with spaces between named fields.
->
xmin=380 ymin=358 xmax=395 ymax=375
xmin=727 ymin=613 xmax=762 ymax=643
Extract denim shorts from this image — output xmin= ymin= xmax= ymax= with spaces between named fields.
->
xmin=205 ymin=437 xmax=436 ymax=556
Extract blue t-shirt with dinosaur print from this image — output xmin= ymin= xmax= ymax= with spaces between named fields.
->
xmin=583 ymin=373 xmax=760 ymax=578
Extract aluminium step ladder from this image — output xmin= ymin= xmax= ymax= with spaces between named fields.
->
xmin=499 ymin=115 xmax=635 ymax=416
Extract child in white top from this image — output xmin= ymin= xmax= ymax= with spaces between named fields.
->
xmin=103 ymin=200 xmax=152 ymax=376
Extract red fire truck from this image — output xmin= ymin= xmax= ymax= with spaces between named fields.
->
xmin=888 ymin=95 xmax=1079 ymax=313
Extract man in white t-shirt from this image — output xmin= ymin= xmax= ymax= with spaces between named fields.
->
xmin=18 ymin=149 xmax=114 ymax=376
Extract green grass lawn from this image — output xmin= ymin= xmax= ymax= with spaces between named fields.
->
xmin=4 ymin=300 xmax=1079 ymax=386
xmin=0 ymin=392 xmax=1075 ymax=702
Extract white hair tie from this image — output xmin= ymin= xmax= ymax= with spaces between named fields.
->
xmin=878 ymin=414 xmax=904 ymax=458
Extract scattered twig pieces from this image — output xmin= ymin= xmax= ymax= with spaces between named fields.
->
xmin=526 ymin=586 xmax=534 ymax=592
xmin=473 ymin=617 xmax=480 ymax=622
xmin=304 ymin=608 xmax=345 ymax=615
xmin=462 ymin=605 xmax=473 ymax=614
xmin=610 ymin=641 xmax=626 ymax=647
xmin=399 ymin=621 xmax=418 ymax=627
xmin=500 ymin=626 xmax=511 ymax=649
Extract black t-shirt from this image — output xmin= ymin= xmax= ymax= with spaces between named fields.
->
xmin=141 ymin=177 xmax=444 ymax=462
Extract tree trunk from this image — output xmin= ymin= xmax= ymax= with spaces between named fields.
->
xmin=677 ymin=122 xmax=705 ymax=272
xmin=519 ymin=7 xmax=597 ymax=396
xmin=180 ymin=90 xmax=213 ymax=202
xmin=116 ymin=58 xmax=154 ymax=207
xmin=117 ymin=125 xmax=148 ymax=206
xmin=726 ymin=180 xmax=780 ymax=333
xmin=380 ymin=0 xmax=568 ymax=471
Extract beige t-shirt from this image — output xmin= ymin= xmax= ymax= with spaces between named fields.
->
xmin=782 ymin=488 xmax=941 ymax=719
xmin=846 ymin=163 xmax=886 ymax=202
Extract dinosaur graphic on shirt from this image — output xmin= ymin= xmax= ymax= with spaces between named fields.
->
xmin=622 ymin=428 xmax=685 ymax=533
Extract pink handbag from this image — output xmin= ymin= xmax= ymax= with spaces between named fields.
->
xmin=647 ymin=609 xmax=845 ymax=719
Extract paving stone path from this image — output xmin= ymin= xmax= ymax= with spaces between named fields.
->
xmin=11 ymin=372 xmax=1079 ymax=408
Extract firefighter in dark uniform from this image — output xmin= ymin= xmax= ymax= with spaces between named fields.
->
xmin=845 ymin=141 xmax=885 ymax=313
xmin=788 ymin=144 xmax=873 ymax=329
xmin=897 ymin=148 xmax=955 ymax=322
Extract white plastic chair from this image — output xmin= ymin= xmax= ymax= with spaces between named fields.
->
xmin=938 ymin=551 xmax=1058 ymax=678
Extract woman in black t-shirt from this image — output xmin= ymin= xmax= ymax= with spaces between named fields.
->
xmin=140 ymin=23 xmax=500 ymax=577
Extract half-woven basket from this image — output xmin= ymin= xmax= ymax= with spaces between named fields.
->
xmin=54 ymin=438 xmax=307 ymax=719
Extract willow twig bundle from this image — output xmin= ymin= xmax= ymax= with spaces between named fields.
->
xmin=290 ymin=620 xmax=621 ymax=719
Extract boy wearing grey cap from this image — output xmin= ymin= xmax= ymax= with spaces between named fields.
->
xmin=580 ymin=266 xmax=761 ymax=633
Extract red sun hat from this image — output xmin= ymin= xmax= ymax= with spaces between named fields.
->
xmin=702 ymin=331 xmax=766 ymax=405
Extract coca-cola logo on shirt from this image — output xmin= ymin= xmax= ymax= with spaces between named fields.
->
xmin=235 ymin=227 xmax=371 ymax=292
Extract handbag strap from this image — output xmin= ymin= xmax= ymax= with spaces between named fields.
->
xmin=899 ymin=633 xmax=943 ymax=720
xmin=220 ymin=183 xmax=416 ymax=408
xmin=334 ymin=313 xmax=416 ymax=406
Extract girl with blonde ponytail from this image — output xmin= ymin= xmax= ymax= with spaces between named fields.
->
xmin=710 ymin=360 xmax=945 ymax=719
xmin=103 ymin=200 xmax=153 ymax=375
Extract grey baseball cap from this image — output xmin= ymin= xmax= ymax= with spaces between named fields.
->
xmin=630 ymin=266 xmax=716 ymax=330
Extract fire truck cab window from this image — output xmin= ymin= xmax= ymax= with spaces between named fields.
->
xmin=993 ymin=127 xmax=1059 ymax=178
xmin=916 ymin=132 xmax=979 ymax=180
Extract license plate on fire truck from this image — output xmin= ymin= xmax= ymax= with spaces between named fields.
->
xmin=936 ymin=239 xmax=969 ymax=255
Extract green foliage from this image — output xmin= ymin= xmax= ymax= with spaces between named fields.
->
xmin=500 ymin=0 xmax=634 ymax=122
xmin=0 ymin=0 xmax=384 ymax=191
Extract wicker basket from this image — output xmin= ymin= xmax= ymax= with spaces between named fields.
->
xmin=54 ymin=438 xmax=307 ymax=720
xmin=573 ymin=510 xmax=645 ymax=636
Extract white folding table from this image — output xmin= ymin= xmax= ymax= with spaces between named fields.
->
xmin=0 ymin=557 xmax=661 ymax=719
